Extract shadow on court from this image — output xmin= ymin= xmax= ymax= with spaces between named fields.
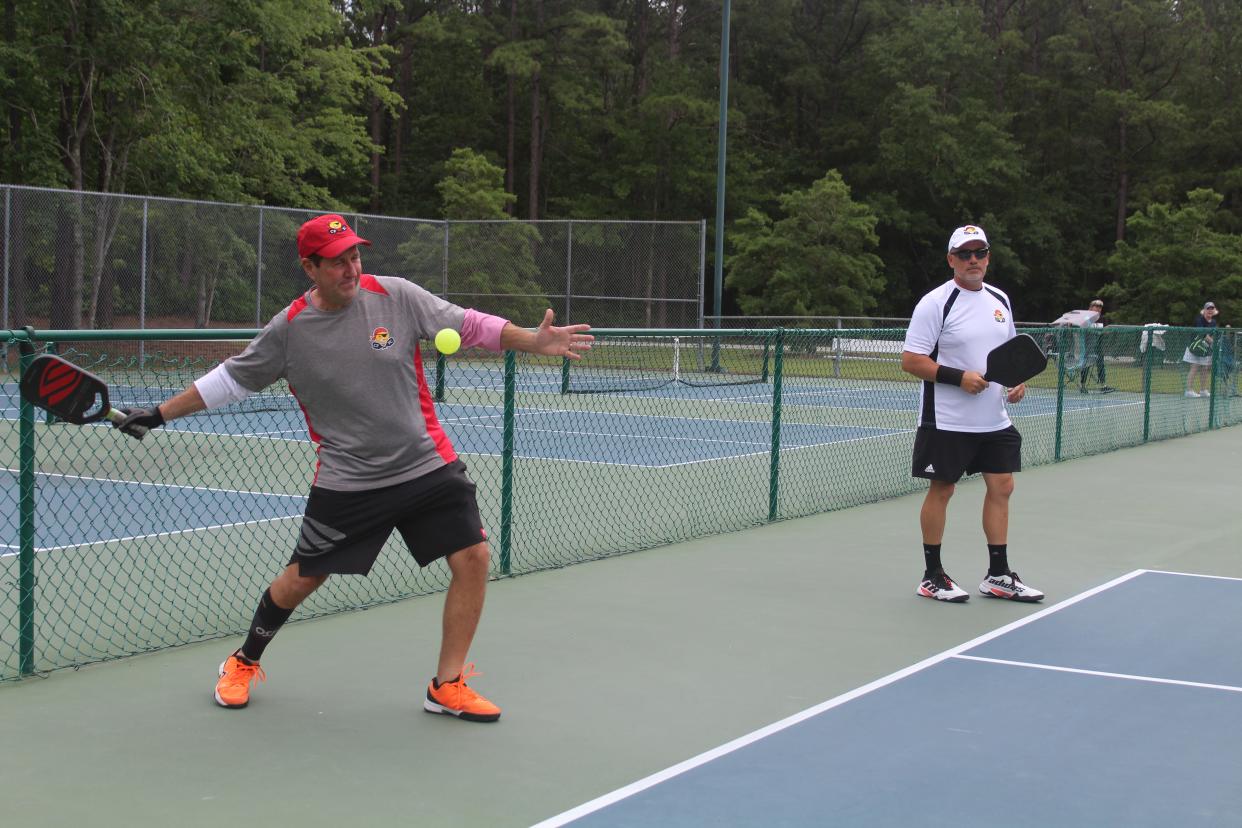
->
xmin=1 ymin=426 xmax=1239 ymax=827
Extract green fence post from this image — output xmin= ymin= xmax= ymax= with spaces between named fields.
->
xmin=434 ymin=351 xmax=446 ymax=402
xmin=1208 ymin=335 xmax=1219 ymax=430
xmin=1054 ymin=329 xmax=1066 ymax=461
xmin=768 ymin=329 xmax=784 ymax=522
xmin=17 ymin=342 xmax=37 ymax=676
xmin=1142 ymin=333 xmax=1154 ymax=442
xmin=499 ymin=350 xmax=515 ymax=575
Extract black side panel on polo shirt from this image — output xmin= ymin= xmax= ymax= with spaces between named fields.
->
xmin=984 ymin=285 xmax=1009 ymax=310
xmin=921 ymin=287 xmax=962 ymax=427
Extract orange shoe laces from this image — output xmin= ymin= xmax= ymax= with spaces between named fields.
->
xmin=223 ymin=657 xmax=266 ymax=690
xmin=439 ymin=663 xmax=482 ymax=700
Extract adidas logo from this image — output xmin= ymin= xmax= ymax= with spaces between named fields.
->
xmin=924 ymin=464 xmax=936 ymax=473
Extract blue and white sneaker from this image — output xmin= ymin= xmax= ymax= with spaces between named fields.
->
xmin=979 ymin=571 xmax=1045 ymax=602
xmin=917 ymin=571 xmax=969 ymax=603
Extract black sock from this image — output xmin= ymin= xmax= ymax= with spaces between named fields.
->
xmin=922 ymin=544 xmax=942 ymax=577
xmin=239 ymin=588 xmax=294 ymax=662
xmin=987 ymin=544 xmax=1009 ymax=576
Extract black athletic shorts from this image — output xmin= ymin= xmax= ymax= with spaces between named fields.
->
xmin=289 ymin=460 xmax=487 ymax=576
xmin=911 ymin=425 xmax=1022 ymax=483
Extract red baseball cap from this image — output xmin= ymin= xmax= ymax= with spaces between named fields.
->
xmin=297 ymin=214 xmax=371 ymax=259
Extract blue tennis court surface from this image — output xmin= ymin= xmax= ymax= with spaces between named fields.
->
xmin=89 ymin=402 xmax=905 ymax=468
xmin=3 ymin=378 xmax=1139 ymax=469
xmin=0 ymin=469 xmax=305 ymax=553
xmin=538 ymin=570 xmax=1242 ymax=828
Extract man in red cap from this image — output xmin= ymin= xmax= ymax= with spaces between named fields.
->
xmin=113 ymin=213 xmax=594 ymax=721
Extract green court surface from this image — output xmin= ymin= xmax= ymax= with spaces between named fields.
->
xmin=0 ymin=425 xmax=1238 ymax=827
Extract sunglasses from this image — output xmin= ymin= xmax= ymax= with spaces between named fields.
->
xmin=950 ymin=247 xmax=990 ymax=261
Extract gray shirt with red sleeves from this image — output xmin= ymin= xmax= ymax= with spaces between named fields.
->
xmin=224 ymin=274 xmax=466 ymax=491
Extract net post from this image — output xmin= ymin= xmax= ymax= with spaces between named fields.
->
xmin=671 ymin=336 xmax=681 ymax=382
xmin=435 ymin=351 xmax=447 ymax=402
xmin=499 ymin=350 xmax=516 ymax=575
xmin=833 ymin=317 xmax=843 ymax=378
xmin=767 ymin=328 xmax=784 ymax=522
xmin=560 ymin=355 xmax=570 ymax=394
xmin=1142 ymin=331 xmax=1154 ymax=442
xmin=17 ymin=339 xmax=37 ymax=676
xmin=1054 ymin=328 xmax=1066 ymax=462
xmin=1209 ymin=334 xmax=1219 ymax=429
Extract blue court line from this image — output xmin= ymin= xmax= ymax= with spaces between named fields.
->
xmin=0 ymin=468 xmax=305 ymax=553
xmin=535 ymin=570 xmax=1242 ymax=827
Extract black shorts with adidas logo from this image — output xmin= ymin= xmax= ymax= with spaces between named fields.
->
xmin=911 ymin=425 xmax=1021 ymax=483
xmin=289 ymin=460 xmax=487 ymax=576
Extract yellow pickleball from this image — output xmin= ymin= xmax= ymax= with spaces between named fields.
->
xmin=434 ymin=328 xmax=461 ymax=355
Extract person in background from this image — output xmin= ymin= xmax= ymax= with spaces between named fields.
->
xmin=1182 ymin=301 xmax=1218 ymax=397
xmin=1079 ymin=299 xmax=1114 ymax=393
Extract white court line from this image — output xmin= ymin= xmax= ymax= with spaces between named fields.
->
xmin=530 ymin=569 xmax=1149 ymax=828
xmin=1 ymin=514 xmax=305 ymax=557
xmin=953 ymin=654 xmax=1242 ymax=694
xmin=0 ymin=467 xmax=306 ymax=500
xmin=1142 ymin=569 xmax=1242 ymax=582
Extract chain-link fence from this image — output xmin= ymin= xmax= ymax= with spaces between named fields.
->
xmin=3 ymin=325 xmax=1239 ymax=680
xmin=0 ymin=185 xmax=705 ymax=344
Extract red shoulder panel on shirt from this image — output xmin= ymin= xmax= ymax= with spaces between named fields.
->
xmin=359 ymin=274 xmax=389 ymax=295
xmin=286 ymin=294 xmax=309 ymax=322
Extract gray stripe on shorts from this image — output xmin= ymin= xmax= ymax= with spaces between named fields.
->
xmin=296 ymin=516 xmax=346 ymax=557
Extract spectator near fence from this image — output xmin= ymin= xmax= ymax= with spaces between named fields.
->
xmin=1182 ymin=302 xmax=1218 ymax=397
xmin=1077 ymin=299 xmax=1114 ymax=393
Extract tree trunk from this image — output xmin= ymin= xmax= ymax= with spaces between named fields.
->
xmin=633 ymin=0 xmax=650 ymax=100
xmin=198 ymin=259 xmax=219 ymax=328
xmin=368 ymin=9 xmax=389 ymax=212
xmin=529 ymin=70 xmax=542 ymax=220
xmin=3 ymin=0 xmax=18 ymax=184
xmin=86 ymin=196 xmax=122 ymax=327
xmin=505 ymin=0 xmax=519 ymax=215
xmin=527 ymin=0 xmax=546 ymax=221
xmin=55 ymin=12 xmax=92 ymax=330
xmin=7 ymin=194 xmax=27 ymax=332
xmin=1115 ymin=116 xmax=1128 ymax=242
xmin=49 ymin=197 xmax=84 ymax=330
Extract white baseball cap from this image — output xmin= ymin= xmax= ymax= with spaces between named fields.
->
xmin=947 ymin=225 xmax=988 ymax=251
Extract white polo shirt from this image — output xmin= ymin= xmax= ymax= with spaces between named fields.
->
xmin=903 ymin=279 xmax=1017 ymax=432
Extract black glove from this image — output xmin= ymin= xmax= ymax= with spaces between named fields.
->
xmin=113 ymin=406 xmax=165 ymax=439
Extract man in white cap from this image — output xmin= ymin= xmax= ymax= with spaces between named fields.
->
xmin=899 ymin=225 xmax=1045 ymax=604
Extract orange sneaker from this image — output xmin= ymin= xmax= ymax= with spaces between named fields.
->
xmin=424 ymin=664 xmax=501 ymax=722
xmin=215 ymin=652 xmax=265 ymax=708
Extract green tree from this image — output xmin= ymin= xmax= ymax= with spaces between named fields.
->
xmin=400 ymin=147 xmax=547 ymax=322
xmin=726 ymin=170 xmax=883 ymax=316
xmin=437 ymin=147 xmax=516 ymax=219
xmin=1108 ymin=189 xmax=1242 ymax=323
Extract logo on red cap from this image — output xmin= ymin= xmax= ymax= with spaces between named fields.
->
xmin=298 ymin=214 xmax=372 ymax=259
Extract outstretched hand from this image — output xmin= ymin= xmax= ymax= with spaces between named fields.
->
xmin=531 ymin=309 xmax=594 ymax=360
